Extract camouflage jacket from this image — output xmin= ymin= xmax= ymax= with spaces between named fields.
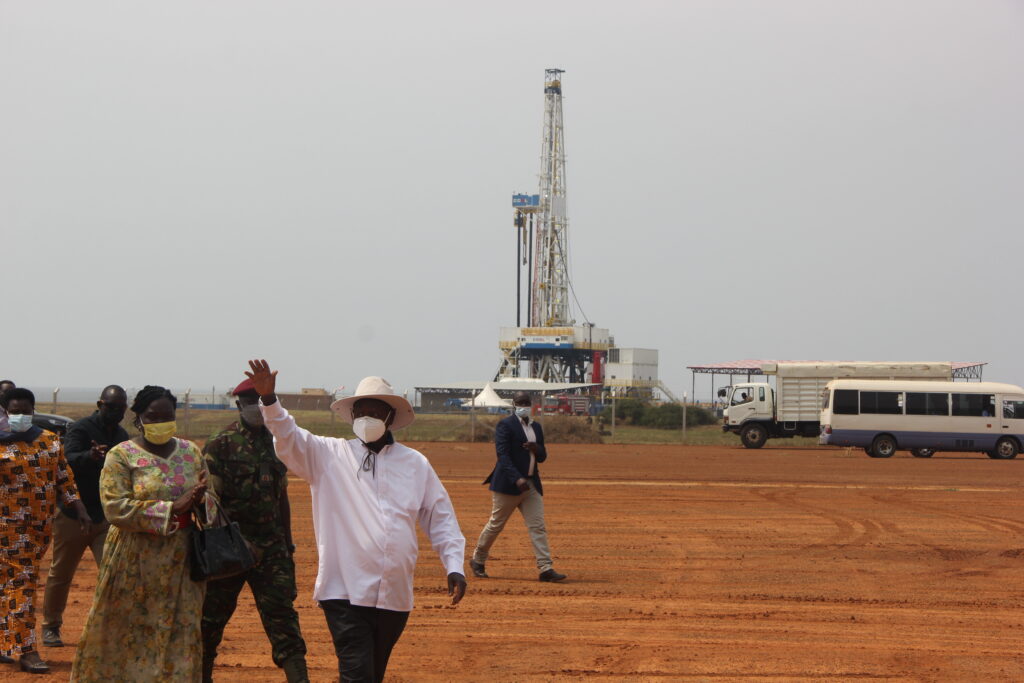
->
xmin=203 ymin=419 xmax=289 ymax=549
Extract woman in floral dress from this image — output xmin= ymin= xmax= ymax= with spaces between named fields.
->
xmin=0 ymin=388 xmax=90 ymax=674
xmin=72 ymin=386 xmax=214 ymax=682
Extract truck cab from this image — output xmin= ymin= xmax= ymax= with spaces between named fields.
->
xmin=720 ymin=383 xmax=775 ymax=447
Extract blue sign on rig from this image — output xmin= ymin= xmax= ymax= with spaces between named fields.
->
xmin=512 ymin=194 xmax=540 ymax=208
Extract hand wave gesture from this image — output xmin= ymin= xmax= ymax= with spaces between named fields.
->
xmin=245 ymin=359 xmax=278 ymax=399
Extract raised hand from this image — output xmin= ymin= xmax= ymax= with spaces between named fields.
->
xmin=245 ymin=359 xmax=278 ymax=401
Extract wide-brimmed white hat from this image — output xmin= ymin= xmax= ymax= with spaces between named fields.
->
xmin=330 ymin=376 xmax=415 ymax=430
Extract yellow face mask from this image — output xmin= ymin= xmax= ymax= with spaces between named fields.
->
xmin=142 ymin=421 xmax=176 ymax=445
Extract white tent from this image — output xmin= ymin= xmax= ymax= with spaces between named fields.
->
xmin=464 ymin=382 xmax=512 ymax=409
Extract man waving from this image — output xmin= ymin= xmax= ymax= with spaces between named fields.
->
xmin=245 ymin=360 xmax=466 ymax=683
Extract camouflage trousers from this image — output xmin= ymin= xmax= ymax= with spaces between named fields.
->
xmin=201 ymin=543 xmax=307 ymax=667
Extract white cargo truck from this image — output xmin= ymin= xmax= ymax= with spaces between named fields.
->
xmin=721 ymin=362 xmax=953 ymax=448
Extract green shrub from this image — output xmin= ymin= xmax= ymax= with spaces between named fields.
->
xmin=452 ymin=416 xmax=500 ymax=442
xmin=639 ymin=403 xmax=683 ymax=429
xmin=599 ymin=398 xmax=646 ymax=425
xmin=601 ymin=401 xmax=718 ymax=430
xmin=538 ymin=415 xmax=603 ymax=443
xmin=452 ymin=415 xmax=602 ymax=443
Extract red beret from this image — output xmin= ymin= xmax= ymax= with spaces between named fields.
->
xmin=232 ymin=378 xmax=257 ymax=396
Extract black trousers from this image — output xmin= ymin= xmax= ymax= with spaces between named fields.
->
xmin=320 ymin=599 xmax=410 ymax=683
xmin=202 ymin=545 xmax=306 ymax=667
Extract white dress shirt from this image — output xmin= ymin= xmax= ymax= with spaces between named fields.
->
xmin=260 ymin=399 xmax=465 ymax=612
xmin=520 ymin=418 xmax=537 ymax=476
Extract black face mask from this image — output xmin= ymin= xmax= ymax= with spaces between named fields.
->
xmin=100 ymin=407 xmax=126 ymax=425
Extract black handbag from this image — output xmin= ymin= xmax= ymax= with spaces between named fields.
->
xmin=189 ymin=497 xmax=256 ymax=582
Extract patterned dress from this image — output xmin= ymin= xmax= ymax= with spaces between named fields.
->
xmin=71 ymin=438 xmax=214 ymax=682
xmin=0 ymin=428 xmax=80 ymax=658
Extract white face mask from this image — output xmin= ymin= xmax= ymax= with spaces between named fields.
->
xmin=240 ymin=404 xmax=264 ymax=427
xmin=514 ymin=406 xmax=531 ymax=419
xmin=353 ymin=416 xmax=387 ymax=443
xmin=7 ymin=414 xmax=33 ymax=432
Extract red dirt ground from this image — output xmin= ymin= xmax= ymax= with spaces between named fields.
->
xmin=10 ymin=443 xmax=1024 ymax=681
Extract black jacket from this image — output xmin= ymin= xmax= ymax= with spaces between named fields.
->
xmin=483 ymin=414 xmax=548 ymax=496
xmin=61 ymin=412 xmax=129 ymax=522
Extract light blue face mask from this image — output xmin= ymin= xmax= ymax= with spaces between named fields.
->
xmin=514 ymin=406 xmax=531 ymax=419
xmin=7 ymin=414 xmax=34 ymax=432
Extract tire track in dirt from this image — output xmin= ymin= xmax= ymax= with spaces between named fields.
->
xmin=749 ymin=487 xmax=886 ymax=551
xmin=868 ymin=491 xmax=1024 ymax=539
xmin=866 ymin=491 xmax=1024 ymax=574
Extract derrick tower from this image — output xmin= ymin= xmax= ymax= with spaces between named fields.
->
xmin=496 ymin=69 xmax=611 ymax=385
xmin=533 ymin=68 xmax=570 ymax=327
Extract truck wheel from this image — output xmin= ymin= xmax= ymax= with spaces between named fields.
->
xmin=910 ymin=448 xmax=935 ymax=458
xmin=740 ymin=423 xmax=768 ymax=449
xmin=989 ymin=438 xmax=1019 ymax=460
xmin=868 ymin=434 xmax=897 ymax=458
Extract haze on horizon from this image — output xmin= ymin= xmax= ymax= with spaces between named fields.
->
xmin=3 ymin=1 xmax=1022 ymax=401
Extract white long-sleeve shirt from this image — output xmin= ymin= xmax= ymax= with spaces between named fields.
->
xmin=260 ymin=399 xmax=465 ymax=612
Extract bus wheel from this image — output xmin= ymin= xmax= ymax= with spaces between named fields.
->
xmin=911 ymin=448 xmax=935 ymax=458
xmin=869 ymin=435 xmax=897 ymax=458
xmin=740 ymin=423 xmax=768 ymax=449
xmin=989 ymin=438 xmax=1019 ymax=460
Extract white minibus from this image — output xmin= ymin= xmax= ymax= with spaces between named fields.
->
xmin=819 ymin=380 xmax=1024 ymax=459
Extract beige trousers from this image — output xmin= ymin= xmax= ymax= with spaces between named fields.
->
xmin=473 ymin=486 xmax=552 ymax=572
xmin=42 ymin=511 xmax=109 ymax=629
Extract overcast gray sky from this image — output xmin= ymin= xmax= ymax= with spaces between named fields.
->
xmin=3 ymin=1 xmax=1022 ymax=400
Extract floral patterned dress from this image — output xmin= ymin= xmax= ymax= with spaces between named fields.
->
xmin=71 ymin=438 xmax=214 ymax=682
xmin=0 ymin=428 xmax=80 ymax=658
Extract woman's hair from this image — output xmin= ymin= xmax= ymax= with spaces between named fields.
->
xmin=0 ymin=387 xmax=35 ymax=409
xmin=130 ymin=386 xmax=178 ymax=415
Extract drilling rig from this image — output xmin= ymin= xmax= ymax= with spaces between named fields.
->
xmin=496 ymin=69 xmax=612 ymax=385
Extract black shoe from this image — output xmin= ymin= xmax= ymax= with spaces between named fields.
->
xmin=539 ymin=569 xmax=567 ymax=582
xmin=41 ymin=627 xmax=63 ymax=647
xmin=20 ymin=656 xmax=50 ymax=674
xmin=282 ymin=655 xmax=310 ymax=683
xmin=0 ymin=654 xmax=13 ymax=663
xmin=469 ymin=560 xmax=488 ymax=578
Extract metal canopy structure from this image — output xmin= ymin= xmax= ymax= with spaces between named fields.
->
xmin=685 ymin=360 xmax=987 ymax=402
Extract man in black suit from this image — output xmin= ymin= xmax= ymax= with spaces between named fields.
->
xmin=469 ymin=392 xmax=566 ymax=582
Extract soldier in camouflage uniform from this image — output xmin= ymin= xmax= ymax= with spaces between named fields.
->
xmin=201 ymin=379 xmax=308 ymax=683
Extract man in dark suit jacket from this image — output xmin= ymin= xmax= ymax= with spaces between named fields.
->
xmin=470 ymin=392 xmax=566 ymax=582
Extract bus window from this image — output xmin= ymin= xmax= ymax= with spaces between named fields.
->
xmin=952 ymin=393 xmax=996 ymax=417
xmin=1004 ymin=400 xmax=1024 ymax=419
xmin=860 ymin=391 xmax=902 ymax=415
xmin=758 ymin=386 xmax=765 ymax=401
xmin=906 ymin=392 xmax=949 ymax=416
xmin=822 ymin=390 xmax=831 ymax=410
xmin=833 ymin=390 xmax=858 ymax=415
